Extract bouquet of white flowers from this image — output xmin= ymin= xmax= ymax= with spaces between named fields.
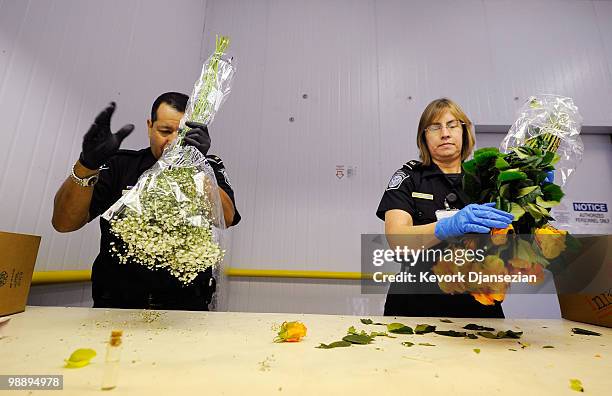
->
xmin=102 ymin=36 xmax=235 ymax=284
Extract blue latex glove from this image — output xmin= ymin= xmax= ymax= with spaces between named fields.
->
xmin=434 ymin=203 xmax=514 ymax=240
xmin=543 ymin=170 xmax=554 ymax=184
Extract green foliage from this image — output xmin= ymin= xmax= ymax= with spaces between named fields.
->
xmin=463 ymin=146 xmax=565 ymax=233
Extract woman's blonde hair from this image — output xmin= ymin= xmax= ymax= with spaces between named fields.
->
xmin=416 ymin=98 xmax=475 ymax=166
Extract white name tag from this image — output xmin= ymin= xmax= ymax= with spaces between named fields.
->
xmin=435 ymin=209 xmax=459 ymax=220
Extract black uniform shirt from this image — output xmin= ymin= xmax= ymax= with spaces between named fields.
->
xmin=376 ymin=160 xmax=504 ymax=318
xmin=376 ymin=160 xmax=469 ymax=224
xmin=88 ymin=148 xmax=240 ymax=309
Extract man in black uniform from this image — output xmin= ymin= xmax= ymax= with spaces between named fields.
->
xmin=376 ymin=98 xmax=513 ymax=318
xmin=52 ymin=92 xmax=240 ymax=310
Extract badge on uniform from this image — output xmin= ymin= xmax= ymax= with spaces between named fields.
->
xmin=386 ymin=171 xmax=407 ymax=191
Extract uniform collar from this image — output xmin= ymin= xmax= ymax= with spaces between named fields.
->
xmin=422 ymin=162 xmax=463 ymax=178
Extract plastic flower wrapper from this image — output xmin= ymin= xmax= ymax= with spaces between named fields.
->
xmin=457 ymin=96 xmax=585 ymax=304
xmin=500 ymin=94 xmax=584 ymax=187
xmin=102 ymin=35 xmax=235 ymax=285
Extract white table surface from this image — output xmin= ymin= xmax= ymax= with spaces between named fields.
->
xmin=0 ymin=306 xmax=610 ymax=395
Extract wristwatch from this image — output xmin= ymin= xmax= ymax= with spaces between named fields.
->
xmin=70 ymin=164 xmax=99 ymax=187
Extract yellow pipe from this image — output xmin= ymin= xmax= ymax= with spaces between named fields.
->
xmin=226 ymin=268 xmax=373 ymax=280
xmin=31 ymin=268 xmax=376 ymax=285
xmin=32 ymin=270 xmax=91 ymax=285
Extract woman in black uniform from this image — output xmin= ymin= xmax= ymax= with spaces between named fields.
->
xmin=376 ymin=98 xmax=514 ymax=318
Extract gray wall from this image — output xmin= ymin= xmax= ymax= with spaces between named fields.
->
xmin=1 ymin=0 xmax=610 ymax=317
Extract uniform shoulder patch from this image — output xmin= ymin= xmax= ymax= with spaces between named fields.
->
xmin=403 ymin=160 xmax=422 ymax=170
xmin=386 ymin=170 xmax=408 ymax=191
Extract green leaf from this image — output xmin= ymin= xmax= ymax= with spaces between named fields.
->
xmin=498 ymin=169 xmax=528 ymax=182
xmin=473 ymin=348 xmax=481 ymax=354
xmin=463 ymin=324 xmax=495 ymax=331
xmin=347 ymin=326 xmax=357 ymax=335
xmin=571 ymin=328 xmax=601 ymax=336
xmin=494 ymin=157 xmax=511 ymax=170
xmin=401 ymin=341 xmax=414 ymax=347
xmin=477 ymin=330 xmax=522 ymax=339
xmin=516 ymin=186 xmax=541 ymax=199
xmin=569 ymin=379 xmax=584 ymax=392
xmin=387 ymin=323 xmax=414 ymax=334
xmin=509 ymin=203 xmax=526 ymax=221
xmin=418 ymin=343 xmax=436 ymax=347
xmin=360 ymin=318 xmax=386 ymax=325
xmin=369 ymin=331 xmax=391 ymax=338
xmin=462 ymin=159 xmax=478 ymax=175
xmin=474 ymin=147 xmax=501 ymax=164
xmin=434 ymin=330 xmax=467 ymax=337
xmin=535 ymin=196 xmax=560 ymax=208
xmin=316 ymin=341 xmax=352 ymax=349
xmin=342 ymin=334 xmax=374 ymax=345
xmin=414 ymin=324 xmax=436 ymax=334
xmin=542 ymin=183 xmax=564 ymax=202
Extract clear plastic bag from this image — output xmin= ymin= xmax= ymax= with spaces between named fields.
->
xmin=500 ymin=95 xmax=584 ymax=186
xmin=102 ymin=37 xmax=235 ymax=286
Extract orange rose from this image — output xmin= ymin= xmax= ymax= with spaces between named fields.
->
xmin=491 ymin=224 xmax=514 ymax=246
xmin=471 ymin=293 xmax=505 ymax=306
xmin=274 ymin=321 xmax=307 ymax=343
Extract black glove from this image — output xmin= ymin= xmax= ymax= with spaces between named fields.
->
xmin=183 ymin=121 xmax=211 ymax=156
xmin=79 ymin=102 xmax=134 ymax=170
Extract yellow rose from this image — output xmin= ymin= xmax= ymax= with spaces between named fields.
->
xmin=274 ymin=321 xmax=307 ymax=343
xmin=433 ymin=259 xmax=469 ymax=294
xmin=535 ymin=224 xmax=567 ymax=259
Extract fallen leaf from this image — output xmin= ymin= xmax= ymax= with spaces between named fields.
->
xmin=64 ymin=348 xmax=96 ymax=368
xmin=316 ymin=341 xmax=351 ymax=349
xmin=465 ymin=334 xmax=478 ymax=340
xmin=569 ymin=379 xmax=584 ymax=392
xmin=360 ymin=318 xmax=386 ymax=326
xmin=434 ymin=330 xmax=467 ymax=337
xmin=342 ymin=334 xmax=373 ymax=345
xmin=571 ymin=328 xmax=601 ymax=336
xmin=414 ymin=324 xmax=436 ymax=334
xmin=418 ymin=343 xmax=435 ymax=347
xmin=401 ymin=341 xmax=414 ymax=347
xmin=542 ymin=345 xmax=554 ymax=349
xmin=473 ymin=348 xmax=481 ymax=354
xmin=439 ymin=319 xmax=453 ymax=323
xmin=387 ymin=323 xmax=413 ymax=334
xmin=478 ymin=330 xmax=522 ymax=339
xmin=463 ymin=324 xmax=495 ymax=331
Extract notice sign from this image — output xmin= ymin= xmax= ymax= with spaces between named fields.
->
xmin=572 ymin=202 xmax=610 ymax=226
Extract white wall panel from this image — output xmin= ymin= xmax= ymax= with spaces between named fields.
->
xmin=0 ymin=0 xmax=208 ymax=272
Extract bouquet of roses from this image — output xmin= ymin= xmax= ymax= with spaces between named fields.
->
xmin=102 ymin=36 xmax=235 ymax=284
xmin=433 ymin=95 xmax=584 ymax=305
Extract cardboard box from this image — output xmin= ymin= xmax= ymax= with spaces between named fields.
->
xmin=0 ymin=231 xmax=41 ymax=317
xmin=555 ymin=235 xmax=611 ymax=328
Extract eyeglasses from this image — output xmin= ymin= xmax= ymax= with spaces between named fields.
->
xmin=425 ymin=119 xmax=464 ymax=133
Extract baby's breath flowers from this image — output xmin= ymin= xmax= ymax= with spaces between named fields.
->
xmin=103 ymin=36 xmax=234 ymax=284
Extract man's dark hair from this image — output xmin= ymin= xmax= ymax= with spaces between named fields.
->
xmin=150 ymin=92 xmax=189 ymax=123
